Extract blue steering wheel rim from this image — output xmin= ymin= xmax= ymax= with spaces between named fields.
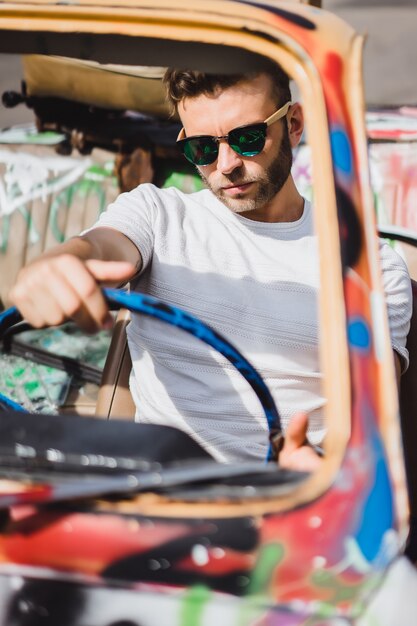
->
xmin=0 ymin=288 xmax=282 ymax=461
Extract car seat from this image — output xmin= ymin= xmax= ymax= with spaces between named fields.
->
xmin=95 ymin=309 xmax=135 ymax=420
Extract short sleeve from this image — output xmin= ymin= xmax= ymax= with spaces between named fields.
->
xmin=82 ymin=183 xmax=157 ymax=271
xmin=379 ymin=240 xmax=412 ymax=373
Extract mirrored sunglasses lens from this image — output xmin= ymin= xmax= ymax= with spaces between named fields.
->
xmin=183 ymin=138 xmax=218 ymax=165
xmin=229 ymin=126 xmax=266 ymax=156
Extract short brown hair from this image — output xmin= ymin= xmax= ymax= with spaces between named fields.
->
xmin=163 ymin=64 xmax=291 ymax=114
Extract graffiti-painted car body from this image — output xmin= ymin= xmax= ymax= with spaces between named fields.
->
xmin=0 ymin=1 xmax=414 ymax=624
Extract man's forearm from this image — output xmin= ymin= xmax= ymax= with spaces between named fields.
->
xmin=35 ymin=227 xmax=142 ymax=271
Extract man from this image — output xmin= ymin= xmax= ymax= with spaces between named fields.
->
xmin=8 ymin=65 xmax=412 ymax=469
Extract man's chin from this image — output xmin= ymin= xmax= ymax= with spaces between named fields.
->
xmin=217 ymin=192 xmax=257 ymax=214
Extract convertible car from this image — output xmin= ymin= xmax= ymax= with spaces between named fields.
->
xmin=0 ymin=1 xmax=416 ymax=625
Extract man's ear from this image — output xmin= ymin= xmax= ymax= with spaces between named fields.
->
xmin=288 ymin=102 xmax=304 ymax=149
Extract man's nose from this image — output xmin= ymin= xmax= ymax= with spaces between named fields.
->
xmin=216 ymin=141 xmax=243 ymax=175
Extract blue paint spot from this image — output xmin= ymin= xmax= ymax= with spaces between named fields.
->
xmin=331 ymin=129 xmax=352 ymax=174
xmin=348 ymin=318 xmax=371 ymax=351
xmin=355 ymin=435 xmax=393 ymax=563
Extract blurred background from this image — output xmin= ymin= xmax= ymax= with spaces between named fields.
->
xmin=326 ymin=0 xmax=417 ymax=107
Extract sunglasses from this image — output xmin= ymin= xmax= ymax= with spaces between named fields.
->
xmin=176 ymin=101 xmax=291 ymax=166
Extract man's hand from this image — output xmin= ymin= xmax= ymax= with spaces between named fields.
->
xmin=8 ymin=255 xmax=135 ymax=333
xmin=279 ymin=411 xmax=323 ymax=472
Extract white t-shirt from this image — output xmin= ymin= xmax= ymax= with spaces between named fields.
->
xmin=90 ymin=184 xmax=411 ymax=462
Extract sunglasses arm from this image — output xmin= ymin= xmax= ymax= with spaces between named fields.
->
xmin=265 ymin=101 xmax=292 ymax=126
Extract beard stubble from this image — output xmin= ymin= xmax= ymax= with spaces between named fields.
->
xmin=199 ymin=126 xmax=293 ymax=215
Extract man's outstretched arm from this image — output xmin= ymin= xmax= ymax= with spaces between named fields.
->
xmin=8 ymin=228 xmax=141 ymax=333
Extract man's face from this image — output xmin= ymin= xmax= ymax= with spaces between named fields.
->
xmin=177 ymin=74 xmax=294 ymax=219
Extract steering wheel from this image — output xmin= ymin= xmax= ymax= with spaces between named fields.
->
xmin=0 ymin=288 xmax=282 ymax=461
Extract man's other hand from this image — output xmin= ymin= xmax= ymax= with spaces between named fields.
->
xmin=279 ymin=411 xmax=323 ymax=472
